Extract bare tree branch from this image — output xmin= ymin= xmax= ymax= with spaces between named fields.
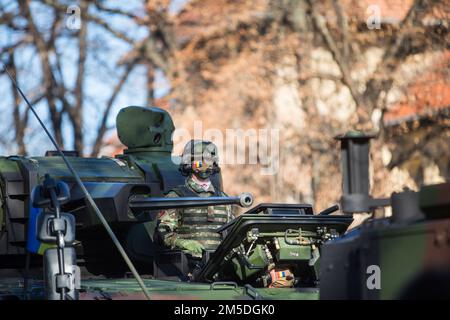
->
xmin=146 ymin=1 xmax=178 ymax=53
xmin=146 ymin=63 xmax=155 ymax=106
xmin=141 ymin=38 xmax=170 ymax=72
xmin=308 ymin=0 xmax=365 ymax=114
xmin=90 ymin=61 xmax=137 ymax=157
xmin=5 ymin=49 xmax=45 ymax=155
xmin=72 ymin=1 xmax=88 ymax=155
xmin=362 ymin=0 xmax=433 ymax=110
xmin=7 ymin=50 xmax=27 ymax=155
xmin=87 ymin=13 xmax=134 ymax=44
xmin=332 ymin=0 xmax=349 ymax=60
xmin=42 ymin=0 xmax=134 ymax=44
xmin=19 ymin=0 xmax=64 ymax=147
xmin=0 ymin=37 xmax=32 ymax=58
xmin=308 ymin=0 xmax=435 ymax=127
xmin=93 ymin=1 xmax=141 ymax=20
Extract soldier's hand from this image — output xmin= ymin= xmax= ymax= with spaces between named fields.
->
xmin=174 ymin=239 xmax=204 ymax=258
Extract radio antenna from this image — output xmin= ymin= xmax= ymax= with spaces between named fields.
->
xmin=3 ymin=64 xmax=151 ymax=300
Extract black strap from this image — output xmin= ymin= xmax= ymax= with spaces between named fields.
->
xmin=171 ymin=185 xmax=198 ymax=197
xmin=171 ymin=180 xmax=222 ymax=197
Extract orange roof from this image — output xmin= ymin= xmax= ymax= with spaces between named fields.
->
xmin=340 ymin=0 xmax=412 ymax=22
xmin=384 ymin=51 xmax=450 ymax=125
xmin=175 ymin=0 xmax=269 ymax=41
xmin=175 ymin=0 xmax=418 ymax=37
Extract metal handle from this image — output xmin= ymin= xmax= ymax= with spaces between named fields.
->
xmin=210 ymin=281 xmax=238 ymax=290
xmin=244 ymin=284 xmax=261 ymax=300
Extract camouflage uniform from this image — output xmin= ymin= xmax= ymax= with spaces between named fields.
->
xmin=158 ymin=176 xmax=234 ymax=258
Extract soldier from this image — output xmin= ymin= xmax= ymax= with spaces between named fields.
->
xmin=157 ymin=140 xmax=234 ymax=263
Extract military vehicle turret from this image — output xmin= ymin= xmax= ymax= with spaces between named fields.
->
xmin=0 ymin=106 xmax=353 ymax=300
xmin=2 ymin=104 xmax=446 ymax=300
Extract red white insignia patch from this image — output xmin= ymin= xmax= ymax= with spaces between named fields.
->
xmin=157 ymin=210 xmax=166 ymax=218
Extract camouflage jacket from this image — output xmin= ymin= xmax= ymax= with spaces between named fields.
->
xmin=157 ymin=176 xmax=234 ymax=256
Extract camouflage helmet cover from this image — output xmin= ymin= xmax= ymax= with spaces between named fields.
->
xmin=180 ymin=140 xmax=220 ymax=176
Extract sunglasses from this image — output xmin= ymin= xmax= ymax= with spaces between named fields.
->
xmin=192 ymin=160 xmax=214 ymax=169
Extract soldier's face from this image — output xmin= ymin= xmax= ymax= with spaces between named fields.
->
xmin=191 ymin=157 xmax=214 ymax=179
xmin=191 ymin=162 xmax=212 ymax=173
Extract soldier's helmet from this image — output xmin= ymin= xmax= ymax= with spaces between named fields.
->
xmin=180 ymin=140 xmax=220 ymax=178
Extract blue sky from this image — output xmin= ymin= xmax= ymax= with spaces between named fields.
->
xmin=0 ymin=0 xmax=185 ymax=155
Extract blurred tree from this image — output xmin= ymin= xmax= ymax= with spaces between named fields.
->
xmin=0 ymin=0 xmax=448 ymax=211
xmin=0 ymin=0 xmax=146 ymax=156
xmin=127 ymin=0 xmax=448 ymax=207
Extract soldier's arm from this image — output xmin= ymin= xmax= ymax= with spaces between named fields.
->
xmin=157 ymin=191 xmax=181 ymax=248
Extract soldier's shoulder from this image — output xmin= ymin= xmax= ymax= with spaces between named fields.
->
xmin=219 ymin=190 xmax=229 ymax=197
xmin=164 ymin=190 xmax=181 ymax=198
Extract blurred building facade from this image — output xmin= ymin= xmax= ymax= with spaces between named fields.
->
xmin=101 ymin=0 xmax=449 ymax=212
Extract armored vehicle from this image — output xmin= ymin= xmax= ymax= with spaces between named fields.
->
xmin=320 ymin=132 xmax=450 ymax=299
xmin=0 ymin=106 xmax=353 ymax=300
xmin=1 ymin=104 xmax=447 ymax=300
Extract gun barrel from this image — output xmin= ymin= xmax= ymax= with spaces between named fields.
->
xmin=129 ymin=193 xmax=253 ymax=213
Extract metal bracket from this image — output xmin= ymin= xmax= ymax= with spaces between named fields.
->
xmin=244 ymin=284 xmax=262 ymax=300
xmin=210 ymin=281 xmax=238 ymax=290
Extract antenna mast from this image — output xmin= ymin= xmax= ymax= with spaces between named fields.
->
xmin=3 ymin=65 xmax=151 ymax=300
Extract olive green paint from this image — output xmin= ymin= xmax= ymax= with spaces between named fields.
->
xmin=378 ymin=225 xmax=427 ymax=299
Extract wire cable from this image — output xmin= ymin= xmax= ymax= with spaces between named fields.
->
xmin=3 ymin=64 xmax=151 ymax=300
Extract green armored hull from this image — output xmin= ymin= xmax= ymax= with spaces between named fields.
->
xmin=1 ymin=105 xmax=448 ymax=300
xmin=0 ymin=201 xmax=349 ymax=300
xmin=0 ymin=278 xmax=319 ymax=300
xmin=0 ymin=106 xmax=353 ymax=300
xmin=320 ymin=182 xmax=450 ymax=300
xmin=0 ymin=107 xmax=190 ymax=276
